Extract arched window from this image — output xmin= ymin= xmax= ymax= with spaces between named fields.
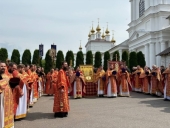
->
xmin=139 ymin=0 xmax=145 ymax=17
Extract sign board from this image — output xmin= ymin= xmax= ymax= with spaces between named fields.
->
xmin=80 ymin=65 xmax=94 ymax=82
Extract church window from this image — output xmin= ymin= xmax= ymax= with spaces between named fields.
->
xmin=139 ymin=0 xmax=145 ymax=17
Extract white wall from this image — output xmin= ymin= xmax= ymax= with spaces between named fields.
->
xmin=161 ymin=55 xmax=170 ymax=67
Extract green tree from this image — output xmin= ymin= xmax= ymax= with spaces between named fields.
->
xmin=0 ymin=48 xmax=8 ymax=62
xmin=32 ymin=49 xmax=40 ymax=65
xmin=104 ymin=51 xmax=110 ymax=71
xmin=112 ymin=51 xmax=120 ymax=61
xmin=11 ymin=49 xmax=20 ymax=64
xmin=65 ymin=50 xmax=74 ymax=67
xmin=44 ymin=50 xmax=53 ymax=73
xmin=39 ymin=57 xmax=42 ymax=67
xmin=94 ymin=51 xmax=102 ymax=68
xmin=22 ymin=49 xmax=31 ymax=65
xmin=122 ymin=51 xmax=129 ymax=66
xmin=76 ymin=51 xmax=84 ymax=67
xmin=137 ymin=51 xmax=146 ymax=68
xmin=41 ymin=59 xmax=45 ymax=68
xmin=86 ymin=50 xmax=93 ymax=65
xmin=56 ymin=50 xmax=64 ymax=69
xmin=129 ymin=52 xmax=138 ymax=71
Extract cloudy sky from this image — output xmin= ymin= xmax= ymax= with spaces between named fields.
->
xmin=0 ymin=0 xmax=130 ymax=59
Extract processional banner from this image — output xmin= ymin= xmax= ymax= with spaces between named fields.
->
xmin=80 ymin=65 xmax=94 ymax=82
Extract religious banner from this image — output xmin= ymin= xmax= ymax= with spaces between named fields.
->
xmin=107 ymin=60 xmax=126 ymax=72
xmin=39 ymin=44 xmax=43 ymax=57
xmin=79 ymin=65 xmax=94 ymax=82
xmin=51 ymin=44 xmax=57 ymax=55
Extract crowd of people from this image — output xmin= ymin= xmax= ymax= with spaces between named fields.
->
xmin=1 ymin=59 xmax=170 ymax=128
xmin=93 ymin=64 xmax=170 ymax=101
xmin=0 ymin=61 xmax=48 ymax=128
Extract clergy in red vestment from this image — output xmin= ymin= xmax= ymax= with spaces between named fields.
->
xmin=133 ymin=65 xmax=144 ymax=92
xmin=139 ymin=66 xmax=151 ymax=94
xmin=105 ymin=64 xmax=118 ymax=98
xmin=0 ymin=62 xmax=14 ymax=128
xmin=11 ymin=64 xmax=28 ymax=119
xmin=150 ymin=65 xmax=163 ymax=96
xmin=25 ymin=64 xmax=34 ymax=107
xmin=52 ymin=69 xmax=58 ymax=94
xmin=8 ymin=63 xmax=23 ymax=118
xmin=30 ymin=65 xmax=39 ymax=102
xmin=70 ymin=66 xmax=86 ymax=99
xmin=45 ymin=69 xmax=55 ymax=95
xmin=95 ymin=66 xmax=105 ymax=97
xmin=118 ymin=64 xmax=131 ymax=97
xmin=53 ymin=61 xmax=70 ymax=118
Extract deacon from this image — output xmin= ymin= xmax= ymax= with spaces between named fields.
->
xmin=95 ymin=66 xmax=105 ymax=97
xmin=45 ymin=69 xmax=55 ymax=95
xmin=118 ymin=65 xmax=131 ymax=97
xmin=140 ymin=66 xmax=151 ymax=94
xmin=26 ymin=64 xmax=34 ymax=107
xmin=133 ymin=65 xmax=143 ymax=92
xmin=150 ymin=65 xmax=163 ymax=96
xmin=70 ymin=66 xmax=86 ymax=99
xmin=14 ymin=64 xmax=28 ymax=119
xmin=106 ymin=64 xmax=118 ymax=98
xmin=53 ymin=61 xmax=70 ymax=118
xmin=0 ymin=62 xmax=14 ymax=128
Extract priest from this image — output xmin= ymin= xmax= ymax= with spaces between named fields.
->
xmin=70 ymin=66 xmax=86 ymax=99
xmin=105 ymin=64 xmax=118 ymax=98
xmin=95 ymin=66 xmax=105 ymax=97
xmin=53 ymin=61 xmax=70 ymax=118
xmin=118 ymin=64 xmax=131 ymax=97
xmin=0 ymin=62 xmax=14 ymax=128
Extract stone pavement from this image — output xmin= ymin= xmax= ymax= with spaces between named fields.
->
xmin=15 ymin=92 xmax=170 ymax=128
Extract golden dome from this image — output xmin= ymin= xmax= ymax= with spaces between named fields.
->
xmin=88 ymin=31 xmax=91 ymax=38
xmin=102 ymin=34 xmax=105 ymax=39
xmin=105 ymin=28 xmax=110 ymax=35
xmin=101 ymin=27 xmax=105 ymax=39
xmin=111 ymin=37 xmax=116 ymax=43
xmin=96 ymin=24 xmax=101 ymax=32
xmin=91 ymin=26 xmax=95 ymax=34
xmin=79 ymin=46 xmax=82 ymax=50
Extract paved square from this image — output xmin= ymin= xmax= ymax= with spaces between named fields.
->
xmin=15 ymin=92 xmax=170 ymax=128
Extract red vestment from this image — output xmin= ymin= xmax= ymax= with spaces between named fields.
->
xmin=0 ymin=74 xmax=14 ymax=128
xmin=53 ymin=69 xmax=70 ymax=113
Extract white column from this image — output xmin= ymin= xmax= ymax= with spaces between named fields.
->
xmin=149 ymin=43 xmax=155 ymax=68
xmin=119 ymin=49 xmax=122 ymax=61
xmin=161 ymin=41 xmax=166 ymax=52
xmin=110 ymin=53 xmax=113 ymax=60
xmin=156 ymin=42 xmax=161 ymax=66
xmin=144 ymin=44 xmax=149 ymax=66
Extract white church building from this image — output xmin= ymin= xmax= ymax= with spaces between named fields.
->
xmin=75 ymin=0 xmax=170 ymax=68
